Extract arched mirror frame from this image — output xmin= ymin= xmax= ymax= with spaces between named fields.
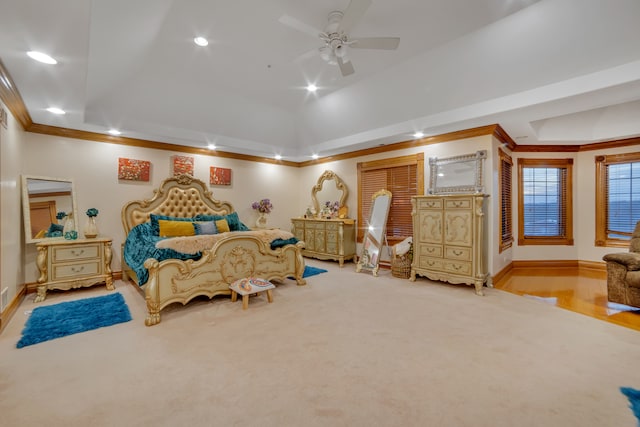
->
xmin=22 ymin=175 xmax=78 ymax=244
xmin=311 ymin=170 xmax=349 ymax=218
xmin=356 ymin=189 xmax=392 ymax=277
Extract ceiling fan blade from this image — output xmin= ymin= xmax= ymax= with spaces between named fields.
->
xmin=338 ymin=0 xmax=372 ymax=34
xmin=278 ymin=14 xmax=324 ymax=39
xmin=338 ymin=57 xmax=355 ymax=76
xmin=351 ymin=37 xmax=400 ymax=50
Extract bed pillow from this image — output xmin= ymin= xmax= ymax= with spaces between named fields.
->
xmin=194 ymin=212 xmax=250 ymax=231
xmin=150 ymin=214 xmax=197 ymax=236
xmin=215 ymin=218 xmax=230 ymax=233
xmin=158 ymin=219 xmax=197 ymax=237
xmin=193 ymin=221 xmax=218 ymax=235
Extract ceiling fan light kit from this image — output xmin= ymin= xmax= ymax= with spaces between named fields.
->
xmin=280 ymin=0 xmax=399 ymax=77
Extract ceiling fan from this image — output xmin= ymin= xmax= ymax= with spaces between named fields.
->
xmin=278 ymin=0 xmax=400 ymax=76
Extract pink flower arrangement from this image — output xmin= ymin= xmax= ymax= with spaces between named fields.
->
xmin=251 ymin=199 xmax=273 ymax=214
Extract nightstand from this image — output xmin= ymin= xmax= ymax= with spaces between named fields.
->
xmin=35 ymin=237 xmax=114 ymax=302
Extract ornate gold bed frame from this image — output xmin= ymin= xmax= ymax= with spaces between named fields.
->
xmin=121 ymin=174 xmax=306 ymax=326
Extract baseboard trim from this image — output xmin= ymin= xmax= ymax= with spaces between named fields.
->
xmin=0 ymin=285 xmax=26 ymax=333
xmin=492 ymin=263 xmax=513 ymax=287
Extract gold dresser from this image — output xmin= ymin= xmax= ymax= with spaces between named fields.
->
xmin=291 ymin=218 xmax=356 ymax=267
xmin=410 ymin=194 xmax=490 ymax=295
xmin=35 ymin=237 xmax=114 ymax=302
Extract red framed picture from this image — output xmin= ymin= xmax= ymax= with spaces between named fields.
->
xmin=210 ymin=167 xmax=232 ymax=185
xmin=172 ymin=155 xmax=194 ymax=176
xmin=118 ymin=158 xmax=150 ymax=181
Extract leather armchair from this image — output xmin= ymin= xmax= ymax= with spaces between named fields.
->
xmin=603 ymin=221 xmax=640 ymax=307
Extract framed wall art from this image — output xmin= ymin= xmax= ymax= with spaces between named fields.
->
xmin=210 ymin=166 xmax=232 ymax=186
xmin=171 ymin=155 xmax=194 ymax=176
xmin=118 ymin=158 xmax=151 ymax=181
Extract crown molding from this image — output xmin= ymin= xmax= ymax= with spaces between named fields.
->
xmin=0 ymin=58 xmax=32 ymax=129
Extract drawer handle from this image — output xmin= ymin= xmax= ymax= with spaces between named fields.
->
xmin=427 ymin=247 xmax=434 ymax=253
xmin=71 ymin=249 xmax=85 ymax=257
xmin=453 ymin=201 xmax=464 ymax=207
xmin=427 ymin=261 xmax=435 ymax=266
xmin=453 ymin=264 xmax=463 ymax=271
xmin=453 ymin=250 xmax=463 ymax=256
xmin=71 ymin=266 xmax=85 ymax=273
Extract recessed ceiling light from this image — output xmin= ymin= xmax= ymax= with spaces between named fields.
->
xmin=311 ymin=154 xmax=319 ymax=160
xmin=194 ymin=37 xmax=208 ymax=47
xmin=27 ymin=51 xmax=57 ymax=64
xmin=46 ymin=107 xmax=65 ymax=115
xmin=275 ymin=154 xmax=282 ymax=160
xmin=306 ymin=84 xmax=318 ymax=93
xmin=208 ymin=143 xmax=217 ymax=150
xmin=413 ymin=131 xmax=424 ymax=138
xmin=108 ymin=129 xmax=121 ymax=136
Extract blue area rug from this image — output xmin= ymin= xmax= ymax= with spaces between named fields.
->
xmin=17 ymin=293 xmax=132 ymax=348
xmin=303 ymin=265 xmax=328 ymax=278
xmin=621 ymin=387 xmax=640 ymax=425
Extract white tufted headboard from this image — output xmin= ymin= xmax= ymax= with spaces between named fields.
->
xmin=121 ymin=174 xmax=234 ymax=235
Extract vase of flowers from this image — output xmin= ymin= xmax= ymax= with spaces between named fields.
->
xmin=63 ymin=212 xmax=78 ymax=240
xmin=251 ymin=198 xmax=273 ymax=229
xmin=84 ymin=208 xmax=99 ymax=238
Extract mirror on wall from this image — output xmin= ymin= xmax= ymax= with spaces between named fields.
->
xmin=311 ymin=170 xmax=349 ymax=218
xmin=356 ymin=189 xmax=392 ymax=277
xmin=22 ymin=175 xmax=78 ymax=244
xmin=428 ymin=150 xmax=487 ymax=194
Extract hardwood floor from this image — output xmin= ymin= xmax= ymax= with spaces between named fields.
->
xmin=494 ymin=267 xmax=640 ymax=332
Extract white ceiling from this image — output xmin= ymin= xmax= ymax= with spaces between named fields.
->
xmin=1 ymin=0 xmax=639 ymax=162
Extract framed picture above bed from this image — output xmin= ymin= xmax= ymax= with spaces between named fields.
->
xmin=171 ymin=155 xmax=194 ymax=176
xmin=210 ymin=166 xmax=231 ymax=185
xmin=118 ymin=158 xmax=151 ymax=181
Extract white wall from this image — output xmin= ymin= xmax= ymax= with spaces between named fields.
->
xmin=21 ymin=133 xmax=301 ymax=282
xmin=0 ymin=100 xmax=25 ymax=311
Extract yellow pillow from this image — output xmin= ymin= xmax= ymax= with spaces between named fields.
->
xmin=215 ymin=218 xmax=230 ymax=233
xmin=158 ymin=220 xmax=196 ymax=237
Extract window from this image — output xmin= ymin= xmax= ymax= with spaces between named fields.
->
xmin=357 ymin=153 xmax=424 ymax=246
xmin=499 ymin=149 xmax=513 ymax=253
xmin=595 ymin=152 xmax=640 ymax=247
xmin=517 ymin=158 xmax=573 ymax=245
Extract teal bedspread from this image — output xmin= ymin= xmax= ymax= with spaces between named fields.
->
xmin=124 ymin=222 xmax=200 ymax=285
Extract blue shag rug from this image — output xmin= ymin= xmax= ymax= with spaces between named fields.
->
xmin=17 ymin=292 xmax=132 ymax=348
xmin=302 ymin=265 xmax=328 ymax=278
xmin=621 ymin=387 xmax=640 ymax=425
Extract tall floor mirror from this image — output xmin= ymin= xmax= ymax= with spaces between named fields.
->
xmin=356 ymin=189 xmax=392 ymax=276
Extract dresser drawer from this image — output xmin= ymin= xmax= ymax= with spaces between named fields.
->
xmin=443 ymin=260 xmax=472 ymax=276
xmin=419 ymin=244 xmax=443 ymax=258
xmin=52 ymin=244 xmax=100 ymax=262
xmin=419 ymin=256 xmax=443 ymax=270
xmin=417 ymin=199 xmax=443 ymax=210
xmin=444 ymin=198 xmax=472 ymax=209
xmin=325 ymin=222 xmax=339 ymax=231
xmin=445 ymin=246 xmax=472 ymax=261
xmin=307 ymin=222 xmax=325 ymax=230
xmin=52 ymin=261 xmax=102 ymax=281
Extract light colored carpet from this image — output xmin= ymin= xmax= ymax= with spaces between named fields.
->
xmin=1 ymin=261 xmax=639 ymax=427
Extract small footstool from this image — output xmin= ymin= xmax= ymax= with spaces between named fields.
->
xmin=229 ymin=277 xmax=275 ymax=310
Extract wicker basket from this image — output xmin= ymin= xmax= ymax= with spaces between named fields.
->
xmin=391 ymin=249 xmax=412 ymax=279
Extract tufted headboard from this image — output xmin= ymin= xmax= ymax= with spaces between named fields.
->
xmin=121 ymin=174 xmax=234 ymax=235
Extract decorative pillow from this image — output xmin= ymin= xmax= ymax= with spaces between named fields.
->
xmin=46 ymin=223 xmax=64 ymax=236
xmin=193 ymin=221 xmax=218 ymax=235
xmin=158 ymin=220 xmax=197 ymax=237
xmin=229 ymin=277 xmax=275 ymax=295
xmin=194 ymin=212 xmax=250 ymax=231
xmin=215 ymin=218 xmax=230 ymax=233
xmin=150 ymin=214 xmax=197 ymax=236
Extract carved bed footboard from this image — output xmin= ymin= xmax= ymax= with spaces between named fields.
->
xmin=142 ymin=234 xmax=306 ymax=326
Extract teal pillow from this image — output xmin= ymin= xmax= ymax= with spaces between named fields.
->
xmin=46 ymin=223 xmax=64 ymax=236
xmin=193 ymin=221 xmax=218 ymax=235
xmin=150 ymin=214 xmax=197 ymax=236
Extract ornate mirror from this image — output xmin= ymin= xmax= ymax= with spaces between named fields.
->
xmin=356 ymin=189 xmax=392 ymax=276
xmin=22 ymin=175 xmax=78 ymax=243
xmin=311 ymin=170 xmax=349 ymax=218
xmin=428 ymin=150 xmax=487 ymax=194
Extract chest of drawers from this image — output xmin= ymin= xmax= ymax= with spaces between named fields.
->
xmin=410 ymin=194 xmax=490 ymax=295
xmin=291 ymin=218 xmax=356 ymax=267
xmin=35 ymin=237 xmax=114 ymax=302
